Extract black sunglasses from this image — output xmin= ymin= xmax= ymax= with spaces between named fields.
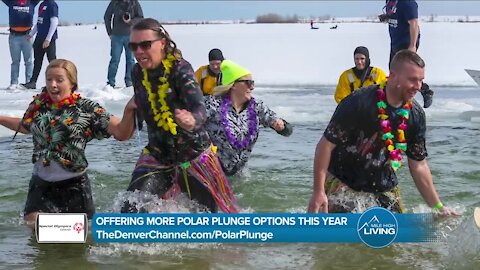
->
xmin=235 ymin=79 xmax=255 ymax=87
xmin=128 ymin=39 xmax=162 ymax=51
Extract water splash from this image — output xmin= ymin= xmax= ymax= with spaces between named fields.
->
xmin=327 ymin=186 xmax=382 ymax=213
xmin=110 ymin=190 xmax=209 ymax=213
xmin=445 ymin=207 xmax=480 ymax=268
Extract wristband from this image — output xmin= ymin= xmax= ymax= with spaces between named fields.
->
xmin=433 ymin=202 xmax=443 ymax=210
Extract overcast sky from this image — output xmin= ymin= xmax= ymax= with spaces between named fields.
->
xmin=1 ymin=1 xmax=480 ymax=24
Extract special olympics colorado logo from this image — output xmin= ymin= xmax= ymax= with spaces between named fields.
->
xmin=357 ymin=207 xmax=398 ymax=248
xmin=73 ymin=222 xmax=84 ymax=234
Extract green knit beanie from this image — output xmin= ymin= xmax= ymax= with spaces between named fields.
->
xmin=220 ymin=60 xmax=251 ymax=85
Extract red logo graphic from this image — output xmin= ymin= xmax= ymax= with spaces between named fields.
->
xmin=38 ymin=3 xmax=46 ymax=16
xmin=73 ymin=222 xmax=84 ymax=234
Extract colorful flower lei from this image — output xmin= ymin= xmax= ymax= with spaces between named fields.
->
xmin=377 ymin=80 xmax=412 ymax=171
xmin=142 ymin=54 xmax=178 ymax=135
xmin=219 ymin=96 xmax=258 ymax=149
xmin=23 ymin=91 xmax=81 ymax=124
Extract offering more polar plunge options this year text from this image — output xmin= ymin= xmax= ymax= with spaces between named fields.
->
xmin=95 ymin=216 xmax=349 ymax=226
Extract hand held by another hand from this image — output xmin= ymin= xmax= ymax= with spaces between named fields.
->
xmin=126 ymin=96 xmax=137 ymax=111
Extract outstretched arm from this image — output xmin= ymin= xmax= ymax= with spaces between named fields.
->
xmin=408 ymin=158 xmax=458 ymax=216
xmin=308 ymin=136 xmax=335 ymax=213
xmin=271 ymin=118 xmax=293 ymax=136
xmin=0 ymin=116 xmax=29 ymax=134
xmin=107 ymin=97 xmax=137 ymax=141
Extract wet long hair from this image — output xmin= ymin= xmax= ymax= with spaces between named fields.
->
xmin=132 ymin=18 xmax=182 ymax=59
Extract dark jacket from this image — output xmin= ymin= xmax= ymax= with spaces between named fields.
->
xmin=2 ymin=0 xmax=40 ymax=29
xmin=104 ymin=0 xmax=143 ymax=36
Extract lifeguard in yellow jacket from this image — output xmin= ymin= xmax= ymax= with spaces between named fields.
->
xmin=335 ymin=46 xmax=387 ymax=103
xmin=195 ymin=48 xmax=224 ymax=95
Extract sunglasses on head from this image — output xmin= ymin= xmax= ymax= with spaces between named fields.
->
xmin=128 ymin=38 xmax=162 ymax=51
xmin=235 ymin=79 xmax=255 ymax=87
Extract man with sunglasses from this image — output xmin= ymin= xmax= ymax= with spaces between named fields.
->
xmin=104 ymin=0 xmax=143 ymax=89
xmin=195 ymin=48 xmax=225 ymax=96
xmin=205 ymin=60 xmax=293 ymax=176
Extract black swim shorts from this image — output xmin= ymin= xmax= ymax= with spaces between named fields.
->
xmin=24 ymin=174 xmax=95 ymax=219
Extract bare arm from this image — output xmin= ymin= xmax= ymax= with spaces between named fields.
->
xmin=0 ymin=116 xmax=29 ymax=134
xmin=408 ymin=18 xmax=419 ymax=52
xmin=308 ymin=136 xmax=336 ymax=213
xmin=107 ymin=97 xmax=136 ymax=141
xmin=408 ymin=158 xmax=458 ymax=216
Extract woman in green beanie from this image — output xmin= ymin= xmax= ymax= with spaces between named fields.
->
xmin=205 ymin=60 xmax=293 ymax=176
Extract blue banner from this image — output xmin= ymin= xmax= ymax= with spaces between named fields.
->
xmin=92 ymin=208 xmax=438 ymax=248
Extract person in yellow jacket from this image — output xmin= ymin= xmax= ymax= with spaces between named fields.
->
xmin=195 ymin=48 xmax=224 ymax=95
xmin=334 ymin=46 xmax=387 ymax=103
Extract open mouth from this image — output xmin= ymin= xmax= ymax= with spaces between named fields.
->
xmin=137 ymin=57 xmax=149 ymax=65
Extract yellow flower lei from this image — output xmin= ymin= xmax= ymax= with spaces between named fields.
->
xmin=142 ymin=54 xmax=178 ymax=135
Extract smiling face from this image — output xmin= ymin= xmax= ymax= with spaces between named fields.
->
xmin=230 ymin=74 xmax=254 ymax=102
xmin=354 ymin=53 xmax=367 ymax=70
xmin=389 ymin=61 xmax=424 ymax=102
xmin=129 ymin=29 xmax=166 ymax=70
xmin=46 ymin=67 xmax=75 ymax=103
xmin=209 ymin=60 xmax=222 ymax=74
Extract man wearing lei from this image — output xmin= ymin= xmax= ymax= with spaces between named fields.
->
xmin=121 ymin=18 xmax=238 ymax=213
xmin=204 ymin=60 xmax=293 ymax=176
xmin=308 ymin=50 xmax=457 ymax=216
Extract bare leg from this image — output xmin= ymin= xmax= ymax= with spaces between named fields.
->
xmin=24 ymin=211 xmax=39 ymax=229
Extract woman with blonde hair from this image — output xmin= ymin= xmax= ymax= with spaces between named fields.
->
xmin=205 ymin=60 xmax=293 ymax=176
xmin=0 ymin=59 xmax=137 ymax=223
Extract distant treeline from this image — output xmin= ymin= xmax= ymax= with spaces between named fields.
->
xmin=34 ymin=14 xmax=480 ymax=27
xmin=256 ymin=13 xmax=300 ymax=23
